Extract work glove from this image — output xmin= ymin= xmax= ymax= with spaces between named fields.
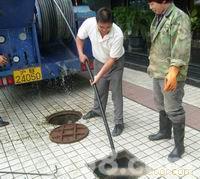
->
xmin=164 ymin=66 xmax=179 ymax=92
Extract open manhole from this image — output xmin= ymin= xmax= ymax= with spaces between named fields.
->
xmin=49 ymin=123 xmax=89 ymax=144
xmin=46 ymin=110 xmax=82 ymax=125
xmin=88 ymin=150 xmax=151 ymax=179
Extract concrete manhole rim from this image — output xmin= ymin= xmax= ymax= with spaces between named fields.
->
xmin=46 ymin=110 xmax=83 ymax=125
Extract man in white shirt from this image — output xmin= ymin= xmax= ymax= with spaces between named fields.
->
xmin=0 ymin=55 xmax=9 ymax=127
xmin=76 ymin=7 xmax=125 ymax=136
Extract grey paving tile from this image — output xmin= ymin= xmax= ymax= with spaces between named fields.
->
xmin=0 ymin=72 xmax=200 ymax=179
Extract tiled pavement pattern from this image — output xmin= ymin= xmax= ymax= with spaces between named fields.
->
xmin=0 ymin=68 xmax=199 ymax=179
xmin=123 ymin=68 xmax=200 ymax=130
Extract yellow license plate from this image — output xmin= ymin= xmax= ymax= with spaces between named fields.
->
xmin=13 ymin=67 xmax=42 ymax=84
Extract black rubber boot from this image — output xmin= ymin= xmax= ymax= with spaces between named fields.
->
xmin=148 ymin=110 xmax=172 ymax=141
xmin=168 ymin=123 xmax=185 ymax=162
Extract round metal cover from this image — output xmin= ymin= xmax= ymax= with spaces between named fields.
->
xmin=49 ymin=123 xmax=89 ymax=144
xmin=46 ymin=110 xmax=82 ymax=125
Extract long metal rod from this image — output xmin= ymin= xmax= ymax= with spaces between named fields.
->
xmin=0 ymin=166 xmax=58 ymax=176
xmin=52 ymin=1 xmax=116 ymax=155
xmin=85 ymin=62 xmax=116 ymax=155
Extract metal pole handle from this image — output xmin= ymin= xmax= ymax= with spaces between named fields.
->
xmin=85 ymin=61 xmax=116 ymax=155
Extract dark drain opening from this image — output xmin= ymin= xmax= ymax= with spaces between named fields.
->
xmin=46 ymin=110 xmax=82 ymax=125
xmin=88 ymin=150 xmax=150 ymax=179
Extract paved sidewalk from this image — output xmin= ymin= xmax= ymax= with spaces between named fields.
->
xmin=123 ymin=68 xmax=200 ymax=130
xmin=0 ymin=68 xmax=199 ymax=179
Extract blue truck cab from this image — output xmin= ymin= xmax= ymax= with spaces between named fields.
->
xmin=0 ymin=0 xmax=94 ymax=86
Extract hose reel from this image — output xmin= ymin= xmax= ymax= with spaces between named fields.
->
xmin=35 ymin=0 xmax=75 ymax=43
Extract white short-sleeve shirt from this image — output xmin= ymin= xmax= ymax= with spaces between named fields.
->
xmin=77 ymin=17 xmax=125 ymax=63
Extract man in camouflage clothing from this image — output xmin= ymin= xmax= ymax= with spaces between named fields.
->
xmin=147 ymin=0 xmax=191 ymax=162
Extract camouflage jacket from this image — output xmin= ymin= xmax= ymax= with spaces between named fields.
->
xmin=147 ymin=3 xmax=191 ymax=81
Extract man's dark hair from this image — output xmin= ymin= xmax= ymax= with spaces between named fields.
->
xmin=96 ymin=7 xmax=113 ymax=23
xmin=147 ymin=0 xmax=173 ymax=3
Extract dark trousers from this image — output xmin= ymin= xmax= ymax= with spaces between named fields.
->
xmin=92 ymin=57 xmax=124 ymax=125
xmin=153 ymin=79 xmax=185 ymax=123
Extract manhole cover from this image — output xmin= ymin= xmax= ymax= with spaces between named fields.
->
xmin=46 ymin=110 xmax=82 ymax=125
xmin=49 ymin=123 xmax=89 ymax=144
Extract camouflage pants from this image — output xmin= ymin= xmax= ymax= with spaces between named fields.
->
xmin=153 ymin=79 xmax=185 ymax=124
